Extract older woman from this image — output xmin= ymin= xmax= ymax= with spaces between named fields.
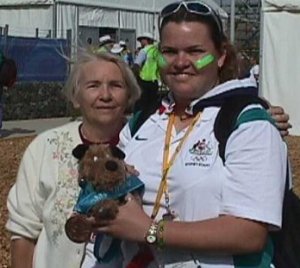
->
xmin=6 ymin=51 xmax=140 ymax=268
xmin=92 ymin=1 xmax=287 ymax=267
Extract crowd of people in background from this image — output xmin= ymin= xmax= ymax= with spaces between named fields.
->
xmin=87 ymin=34 xmax=135 ymax=67
xmin=86 ymin=32 xmax=161 ymax=112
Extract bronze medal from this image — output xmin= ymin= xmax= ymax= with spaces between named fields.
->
xmin=65 ymin=214 xmax=92 ymax=243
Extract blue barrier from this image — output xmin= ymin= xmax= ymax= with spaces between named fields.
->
xmin=0 ymin=36 xmax=70 ymax=82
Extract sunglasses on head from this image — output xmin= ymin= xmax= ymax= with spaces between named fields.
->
xmin=159 ymin=0 xmax=223 ymax=35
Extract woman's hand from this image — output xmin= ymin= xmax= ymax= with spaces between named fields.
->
xmin=89 ymin=194 xmax=151 ymax=243
xmin=125 ymin=164 xmax=140 ymax=177
xmin=268 ymin=105 xmax=292 ymax=137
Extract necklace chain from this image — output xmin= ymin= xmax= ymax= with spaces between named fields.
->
xmin=179 ymin=114 xmax=191 ymax=121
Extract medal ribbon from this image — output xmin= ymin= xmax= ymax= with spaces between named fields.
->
xmin=151 ymin=112 xmax=201 ymax=219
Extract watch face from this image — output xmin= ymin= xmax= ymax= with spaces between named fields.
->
xmin=146 ymin=234 xmax=157 ymax=244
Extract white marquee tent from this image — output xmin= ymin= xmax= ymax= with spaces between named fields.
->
xmin=0 ymin=0 xmax=227 ymax=47
xmin=260 ymin=0 xmax=300 ymax=135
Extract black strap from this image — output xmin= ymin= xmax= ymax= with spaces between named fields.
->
xmin=130 ymin=95 xmax=162 ymax=136
xmin=272 ymin=162 xmax=300 ymax=268
xmin=213 ymin=95 xmax=269 ymax=162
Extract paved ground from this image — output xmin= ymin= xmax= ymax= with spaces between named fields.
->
xmin=1 ymin=117 xmax=74 ymax=139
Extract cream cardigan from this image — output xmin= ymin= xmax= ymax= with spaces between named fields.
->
xmin=6 ymin=121 xmax=87 ymax=268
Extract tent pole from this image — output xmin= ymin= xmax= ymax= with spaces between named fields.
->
xmin=152 ymin=0 xmax=155 ymax=36
xmin=52 ymin=1 xmax=57 ymax=38
xmin=230 ymin=0 xmax=235 ymax=44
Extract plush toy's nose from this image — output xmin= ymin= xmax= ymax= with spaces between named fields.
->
xmin=105 ymin=160 xmax=118 ymax=171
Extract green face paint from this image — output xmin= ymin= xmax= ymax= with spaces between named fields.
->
xmin=157 ymin=52 xmax=168 ymax=69
xmin=194 ymin=54 xmax=215 ymax=70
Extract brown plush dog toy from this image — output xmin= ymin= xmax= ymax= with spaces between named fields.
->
xmin=65 ymin=144 xmax=144 ymax=245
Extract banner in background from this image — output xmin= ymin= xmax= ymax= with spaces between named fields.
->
xmin=0 ymin=36 xmax=70 ymax=82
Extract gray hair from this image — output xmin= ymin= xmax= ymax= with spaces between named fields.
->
xmin=63 ymin=49 xmax=141 ymax=110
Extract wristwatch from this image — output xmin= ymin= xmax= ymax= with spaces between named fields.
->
xmin=145 ymin=221 xmax=158 ymax=244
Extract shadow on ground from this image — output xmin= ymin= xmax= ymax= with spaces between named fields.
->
xmin=0 ymin=128 xmax=36 ymax=138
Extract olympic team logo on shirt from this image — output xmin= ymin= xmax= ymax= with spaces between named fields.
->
xmin=186 ymin=139 xmax=213 ymax=167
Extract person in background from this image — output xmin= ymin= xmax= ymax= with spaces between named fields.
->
xmin=87 ymin=37 xmax=93 ymax=46
xmin=0 ymin=52 xmax=17 ymax=136
xmin=110 ymin=43 xmax=124 ymax=57
xmin=119 ymin=40 xmax=134 ymax=66
xmin=97 ymin=35 xmax=115 ymax=53
xmin=249 ymin=56 xmax=260 ymax=85
xmin=134 ymin=46 xmax=142 ymax=61
xmin=133 ymin=32 xmax=160 ymax=112
xmin=85 ymin=37 xmax=99 ymax=54
xmin=90 ymin=1 xmax=288 ymax=267
xmin=6 ymin=51 xmax=140 ymax=268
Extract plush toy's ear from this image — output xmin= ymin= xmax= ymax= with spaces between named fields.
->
xmin=110 ymin=146 xmax=126 ymax=159
xmin=72 ymin=144 xmax=89 ymax=159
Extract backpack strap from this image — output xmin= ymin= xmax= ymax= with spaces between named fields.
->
xmin=129 ymin=108 xmax=158 ymax=137
xmin=214 ymin=95 xmax=270 ymax=162
xmin=129 ymin=95 xmax=163 ymax=137
xmin=128 ymin=110 xmax=142 ymax=137
xmin=214 ymin=95 xmax=298 ymax=266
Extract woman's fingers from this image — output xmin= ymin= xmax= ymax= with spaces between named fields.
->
xmin=268 ymin=106 xmax=292 ymax=136
xmin=125 ymin=164 xmax=140 ymax=176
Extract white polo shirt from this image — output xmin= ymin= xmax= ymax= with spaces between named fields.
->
xmin=119 ymin=84 xmax=287 ymax=267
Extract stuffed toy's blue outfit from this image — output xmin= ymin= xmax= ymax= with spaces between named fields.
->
xmin=74 ymin=175 xmax=144 ymax=263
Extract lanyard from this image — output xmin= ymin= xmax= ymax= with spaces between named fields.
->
xmin=151 ymin=112 xmax=201 ymax=219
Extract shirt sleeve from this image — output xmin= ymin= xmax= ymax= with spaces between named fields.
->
xmin=134 ymin=49 xmax=147 ymax=66
xmin=220 ymin=119 xmax=287 ymax=229
xmin=6 ymin=138 xmax=45 ymax=239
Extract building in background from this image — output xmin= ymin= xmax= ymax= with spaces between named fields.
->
xmin=0 ymin=0 xmax=227 ymax=53
xmin=218 ymin=0 xmax=261 ymax=58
